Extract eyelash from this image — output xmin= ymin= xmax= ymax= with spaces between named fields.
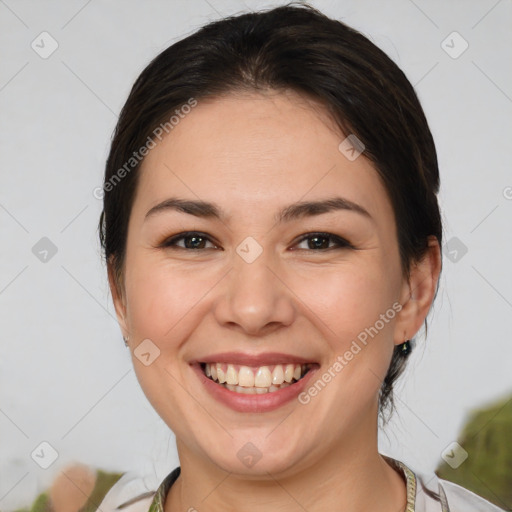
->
xmin=159 ymin=231 xmax=353 ymax=252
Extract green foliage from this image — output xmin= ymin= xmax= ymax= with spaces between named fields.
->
xmin=11 ymin=490 xmax=51 ymax=512
xmin=20 ymin=470 xmax=124 ymax=512
xmin=436 ymin=393 xmax=512 ymax=511
xmin=29 ymin=492 xmax=51 ymax=512
xmin=80 ymin=470 xmax=124 ymax=512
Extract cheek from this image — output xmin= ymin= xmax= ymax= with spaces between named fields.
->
xmin=294 ymin=261 xmax=399 ymax=402
xmin=293 ymin=260 xmax=398 ymax=341
xmin=123 ymin=260 xmax=206 ymax=418
xmin=124 ymin=254 xmax=210 ymax=340
xmin=125 ymin=249 xmax=399 ymax=352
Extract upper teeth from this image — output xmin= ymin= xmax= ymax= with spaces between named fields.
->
xmin=204 ymin=363 xmax=307 ymax=387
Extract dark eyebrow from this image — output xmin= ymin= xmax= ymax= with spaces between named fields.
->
xmin=278 ymin=197 xmax=372 ymax=223
xmin=144 ymin=196 xmax=373 ymax=223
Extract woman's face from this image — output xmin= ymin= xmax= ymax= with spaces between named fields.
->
xmin=111 ymin=90 xmax=424 ymax=477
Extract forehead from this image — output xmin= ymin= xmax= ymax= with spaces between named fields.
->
xmin=133 ymin=90 xmax=392 ymax=225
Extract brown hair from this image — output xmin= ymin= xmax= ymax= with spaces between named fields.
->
xmin=98 ymin=2 xmax=443 ymax=423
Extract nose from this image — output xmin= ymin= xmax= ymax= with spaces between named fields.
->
xmin=213 ymin=244 xmax=296 ymax=337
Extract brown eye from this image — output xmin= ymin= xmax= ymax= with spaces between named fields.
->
xmin=159 ymin=231 xmax=352 ymax=252
xmin=293 ymin=232 xmax=352 ymax=251
xmin=161 ymin=232 xmax=218 ymax=250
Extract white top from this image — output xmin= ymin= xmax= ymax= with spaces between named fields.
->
xmin=95 ymin=457 xmax=506 ymax=512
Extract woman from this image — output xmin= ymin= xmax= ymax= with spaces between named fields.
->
xmin=95 ymin=3 xmax=504 ymax=511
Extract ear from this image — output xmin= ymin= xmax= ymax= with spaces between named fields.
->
xmin=107 ymin=255 xmax=130 ymax=340
xmin=394 ymin=235 xmax=442 ymax=345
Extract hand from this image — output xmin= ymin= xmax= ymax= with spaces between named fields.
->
xmin=48 ymin=463 xmax=96 ymax=512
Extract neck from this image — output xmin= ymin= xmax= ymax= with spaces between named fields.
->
xmin=165 ymin=409 xmax=407 ymax=512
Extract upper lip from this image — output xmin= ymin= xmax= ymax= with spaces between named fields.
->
xmin=191 ymin=351 xmax=318 ymax=367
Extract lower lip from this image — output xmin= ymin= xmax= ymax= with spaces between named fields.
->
xmin=191 ymin=363 xmax=319 ymax=413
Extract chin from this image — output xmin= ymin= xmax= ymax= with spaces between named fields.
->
xmin=203 ymin=439 xmax=309 ymax=479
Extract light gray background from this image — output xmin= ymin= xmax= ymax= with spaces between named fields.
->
xmin=1 ymin=0 xmax=511 ymax=509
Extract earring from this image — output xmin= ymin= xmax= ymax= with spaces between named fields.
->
xmin=123 ymin=335 xmax=129 ymax=347
xmin=400 ymin=339 xmax=411 ymax=356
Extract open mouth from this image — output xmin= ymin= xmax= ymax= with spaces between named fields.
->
xmin=199 ymin=362 xmax=316 ymax=394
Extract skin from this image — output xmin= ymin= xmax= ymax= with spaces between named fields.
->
xmin=109 ymin=89 xmax=441 ymax=512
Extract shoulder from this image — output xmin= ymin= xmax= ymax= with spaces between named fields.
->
xmin=413 ymin=469 xmax=505 ymax=512
xmin=385 ymin=456 xmax=506 ymax=512
xmin=437 ymin=477 xmax=506 ymax=512
xmin=94 ymin=467 xmax=181 ymax=512
xmin=94 ymin=471 xmax=156 ymax=512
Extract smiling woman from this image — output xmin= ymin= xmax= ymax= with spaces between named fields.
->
xmin=94 ymin=2 xmax=503 ymax=512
